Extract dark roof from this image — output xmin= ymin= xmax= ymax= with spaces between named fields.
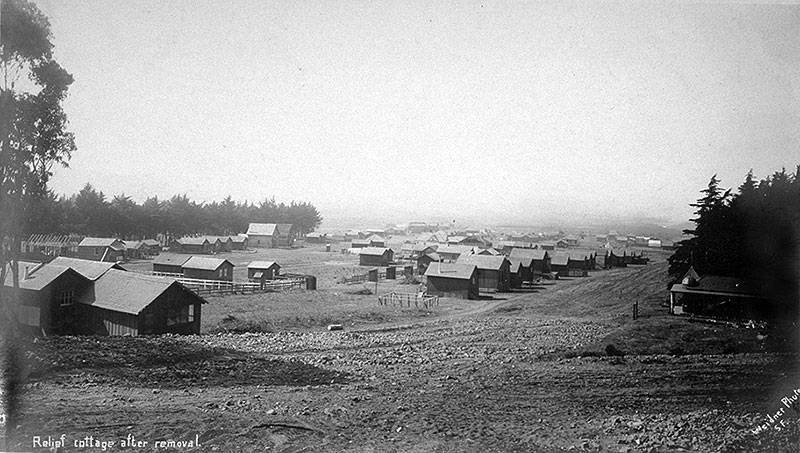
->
xmin=424 ymin=262 xmax=477 ymax=280
xmin=182 ymin=256 xmax=233 ymax=271
xmin=48 ymin=257 xmax=125 ymax=280
xmin=3 ymin=264 xmax=83 ymax=291
xmin=78 ymin=269 xmax=206 ymax=315
xmin=456 ymin=254 xmax=509 ymax=271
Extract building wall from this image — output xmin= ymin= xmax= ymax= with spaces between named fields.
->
xmin=77 ymin=305 xmax=139 ymax=336
xmin=425 ymin=275 xmax=478 ymax=299
xmin=360 ymin=253 xmax=392 ymax=267
xmin=179 ymin=243 xmax=211 ymax=254
xmin=248 ymin=234 xmax=274 ymax=248
xmin=247 ymin=266 xmax=279 ymax=280
xmin=139 ymin=285 xmax=202 ymax=335
xmin=183 ymin=263 xmax=234 ymax=281
xmin=77 ymin=246 xmax=124 ymax=262
xmin=153 ymin=263 xmax=183 ymax=274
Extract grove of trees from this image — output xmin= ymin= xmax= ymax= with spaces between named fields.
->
xmin=23 ymin=183 xmax=323 ymax=239
xmin=668 ymin=167 xmax=800 ymax=321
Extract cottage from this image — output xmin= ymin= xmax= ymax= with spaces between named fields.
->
xmin=358 ymin=247 xmax=394 ymax=267
xmin=173 ymin=237 xmax=212 ymax=254
xmin=351 ymin=239 xmax=371 ymax=249
xmin=124 ymin=241 xmax=146 ymax=259
xmin=246 ymin=223 xmax=295 ymax=248
xmin=77 ymin=237 xmax=126 ymax=262
xmin=181 ymin=256 xmax=234 ymax=281
xmin=509 ymin=248 xmax=551 ymax=281
xmin=566 ymin=256 xmax=590 ymax=277
xmin=247 ymin=261 xmax=281 ymax=280
xmin=564 ymin=235 xmax=579 ymax=247
xmin=205 ymin=236 xmax=233 ymax=252
xmin=435 ymin=245 xmax=476 ymax=262
xmin=141 ymin=239 xmax=162 ymax=255
xmin=152 ymin=256 xmax=190 ymax=275
xmin=367 ymin=235 xmax=386 ymax=248
xmin=550 ymin=252 xmax=571 ymax=277
xmin=540 ymin=242 xmax=556 ymax=251
xmin=424 ymin=262 xmax=479 ymax=300
xmin=456 ymin=254 xmax=511 ymax=292
xmin=230 ymin=235 xmax=249 ymax=250
xmin=22 ymin=234 xmax=82 ymax=259
xmin=416 ymin=252 xmax=440 ymax=275
xmin=669 ymin=268 xmax=770 ymax=320
xmin=3 ymin=258 xmax=205 ymax=336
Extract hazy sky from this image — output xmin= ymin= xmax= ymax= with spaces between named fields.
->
xmin=35 ymin=0 xmax=800 ymax=226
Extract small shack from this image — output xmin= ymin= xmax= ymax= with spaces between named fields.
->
xmin=141 ymin=239 xmax=162 ymax=255
xmin=416 ymin=252 xmax=440 ymax=275
xmin=152 ymin=256 xmax=190 ymax=275
xmin=247 ymin=261 xmax=281 ymax=280
xmin=77 ymin=237 xmax=126 ymax=262
xmin=456 ymin=254 xmax=511 ymax=292
xmin=367 ymin=235 xmax=386 ymax=247
xmin=351 ymin=239 xmax=371 ymax=249
xmin=550 ymin=253 xmax=570 ymax=277
xmin=124 ymin=241 xmax=146 ymax=259
xmin=174 ymin=237 xmax=212 ymax=254
xmin=359 ymin=247 xmax=394 ymax=267
xmin=424 ymin=262 xmax=479 ymax=300
xmin=230 ymin=235 xmax=248 ymax=250
xmin=181 ymin=256 xmax=234 ymax=281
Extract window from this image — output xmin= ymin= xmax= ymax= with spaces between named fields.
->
xmin=219 ymin=268 xmax=224 ymax=278
xmin=59 ymin=290 xmax=75 ymax=307
xmin=188 ymin=305 xmax=195 ymax=323
xmin=94 ymin=247 xmax=101 ymax=256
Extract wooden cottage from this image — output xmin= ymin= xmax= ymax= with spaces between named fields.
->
xmin=141 ymin=239 xmax=162 ymax=255
xmin=247 ymin=261 xmax=281 ymax=280
xmin=550 ymin=252 xmax=570 ymax=277
xmin=173 ymin=237 xmax=212 ymax=254
xmin=509 ymin=248 xmax=551 ymax=281
xmin=152 ymin=256 xmax=190 ymax=275
xmin=205 ymin=236 xmax=233 ymax=253
xmin=3 ymin=258 xmax=204 ymax=336
xmin=416 ymin=252 xmax=440 ymax=275
xmin=305 ymin=232 xmax=327 ymax=243
xmin=424 ymin=262 xmax=479 ymax=300
xmin=230 ymin=235 xmax=249 ymax=250
xmin=435 ymin=245 xmax=475 ymax=262
xmin=359 ymin=247 xmax=394 ymax=267
xmin=351 ymin=238 xmax=371 ymax=249
xmin=124 ymin=241 xmax=146 ymax=259
xmin=181 ymin=256 xmax=234 ymax=282
xmin=367 ymin=235 xmax=386 ymax=248
xmin=669 ymin=268 xmax=771 ymax=320
xmin=246 ymin=223 xmax=295 ymax=248
xmin=77 ymin=237 xmax=126 ymax=262
xmin=456 ymin=254 xmax=511 ymax=292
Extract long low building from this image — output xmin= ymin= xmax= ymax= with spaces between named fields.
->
xmin=3 ymin=257 xmax=206 ymax=336
xmin=424 ymin=262 xmax=479 ymax=300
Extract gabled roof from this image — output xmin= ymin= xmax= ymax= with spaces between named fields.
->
xmin=247 ymin=261 xmax=280 ymax=269
xmin=359 ymin=247 xmax=392 ymax=256
xmin=142 ymin=239 xmax=160 ymax=246
xmin=436 ymin=245 xmax=475 ymax=256
xmin=3 ymin=263 xmax=84 ymax=291
xmin=424 ymin=262 xmax=477 ymax=280
xmin=48 ymin=257 xmax=125 ymax=280
xmin=351 ymin=239 xmax=371 ymax=245
xmin=125 ymin=240 xmax=143 ymax=250
xmin=274 ymin=224 xmax=294 ymax=236
xmin=509 ymin=248 xmax=548 ymax=261
xmin=177 ymin=237 xmax=210 ymax=246
xmin=419 ymin=252 xmax=440 ymax=262
xmin=447 ymin=235 xmax=467 ymax=243
xmin=367 ymin=234 xmax=385 ymax=242
xmin=456 ymin=254 xmax=509 ymax=271
xmin=204 ymin=235 xmax=232 ymax=243
xmin=153 ymin=255 xmax=190 ymax=267
xmin=231 ymin=235 xmax=248 ymax=243
xmin=247 ymin=223 xmax=277 ymax=235
xmin=78 ymin=269 xmax=206 ymax=315
xmin=550 ymin=253 xmax=570 ymax=266
xmin=182 ymin=256 xmax=233 ymax=271
xmin=79 ymin=237 xmax=124 ymax=249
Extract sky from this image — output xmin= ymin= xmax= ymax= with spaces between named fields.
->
xmin=32 ymin=0 xmax=800 ymax=227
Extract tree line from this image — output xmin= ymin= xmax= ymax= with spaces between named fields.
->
xmin=668 ymin=166 xmax=800 ymax=320
xmin=24 ymin=183 xmax=323 ymax=239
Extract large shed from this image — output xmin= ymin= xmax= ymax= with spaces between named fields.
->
xmin=77 ymin=237 xmax=126 ymax=262
xmin=182 ymin=256 xmax=234 ymax=281
xmin=359 ymin=247 xmax=394 ymax=267
xmin=424 ymin=263 xmax=479 ymax=300
xmin=246 ymin=223 xmax=295 ymax=248
xmin=174 ymin=237 xmax=212 ymax=254
xmin=456 ymin=254 xmax=511 ymax=292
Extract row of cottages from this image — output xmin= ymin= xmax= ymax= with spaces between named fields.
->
xmin=424 ymin=262 xmax=480 ymax=300
xmin=398 ymin=242 xmax=438 ymax=260
xmin=508 ymin=248 xmax=552 ymax=283
xmin=246 ymin=223 xmax=295 ymax=248
xmin=669 ymin=267 xmax=772 ymax=320
xmin=603 ymin=250 xmax=648 ymax=268
xmin=22 ymin=234 xmax=83 ymax=259
xmin=124 ymin=239 xmax=163 ymax=259
xmin=455 ymin=254 xmax=511 ymax=292
xmin=2 ymin=257 xmax=206 ymax=336
xmin=152 ymin=256 xmax=235 ymax=281
xmin=171 ymin=235 xmax=249 ymax=254
xmin=548 ymin=252 xmax=597 ymax=277
xmin=351 ymin=235 xmax=386 ymax=249
xmin=359 ymin=247 xmax=394 ymax=267
xmin=77 ymin=237 xmax=127 ymax=262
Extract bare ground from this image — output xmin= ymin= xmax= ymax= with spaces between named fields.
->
xmin=5 ymin=258 xmax=800 ymax=452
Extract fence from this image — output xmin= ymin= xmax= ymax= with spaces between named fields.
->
xmin=151 ymin=273 xmax=306 ymax=296
xmin=340 ymin=270 xmax=387 ymax=284
xmin=378 ymin=292 xmax=439 ymax=309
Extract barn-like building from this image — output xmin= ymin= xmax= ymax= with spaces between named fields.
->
xmin=247 ymin=261 xmax=281 ymax=280
xmin=77 ymin=237 xmax=126 ymax=262
xmin=182 ymin=256 xmax=234 ymax=281
xmin=424 ymin=263 xmax=479 ymax=300
xmin=456 ymin=254 xmax=511 ymax=292
xmin=359 ymin=247 xmax=394 ymax=267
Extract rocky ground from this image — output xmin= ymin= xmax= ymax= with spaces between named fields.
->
xmin=4 ymin=262 xmax=799 ymax=452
